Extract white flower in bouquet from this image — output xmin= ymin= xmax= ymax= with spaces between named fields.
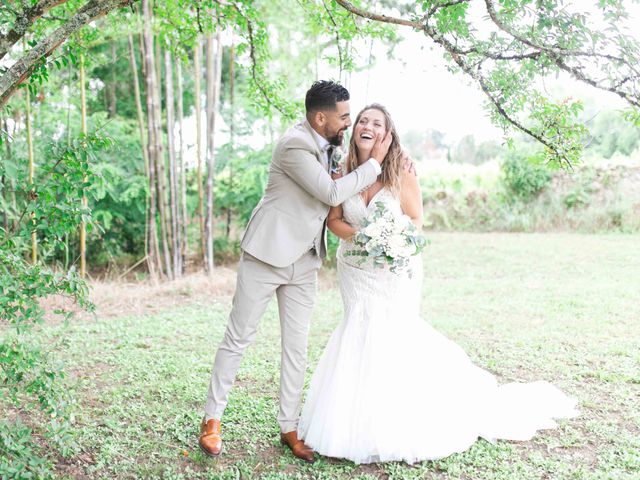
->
xmin=388 ymin=233 xmax=413 ymax=258
xmin=364 ymin=238 xmax=381 ymax=254
xmin=346 ymin=201 xmax=427 ymax=274
xmin=362 ymin=221 xmax=384 ymax=239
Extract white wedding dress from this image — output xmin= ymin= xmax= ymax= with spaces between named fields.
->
xmin=297 ymin=188 xmax=579 ymax=465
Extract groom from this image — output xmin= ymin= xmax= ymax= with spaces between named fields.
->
xmin=199 ymin=81 xmax=391 ymax=463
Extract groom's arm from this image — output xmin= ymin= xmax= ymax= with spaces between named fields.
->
xmin=277 ymin=145 xmax=380 ymax=207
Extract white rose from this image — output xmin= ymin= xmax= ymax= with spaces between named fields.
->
xmin=365 ymin=238 xmax=380 ymax=253
xmin=387 ymin=234 xmax=408 ymax=258
xmin=363 ymin=222 xmax=383 ymax=238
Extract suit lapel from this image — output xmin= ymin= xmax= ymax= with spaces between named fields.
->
xmin=301 ymin=121 xmax=329 ymax=171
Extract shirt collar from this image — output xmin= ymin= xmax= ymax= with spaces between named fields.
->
xmin=305 ymin=120 xmax=331 ymax=152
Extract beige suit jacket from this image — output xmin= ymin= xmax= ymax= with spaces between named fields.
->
xmin=240 ymin=120 xmax=378 ymax=267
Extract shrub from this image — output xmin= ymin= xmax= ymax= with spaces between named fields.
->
xmin=0 ymin=419 xmax=54 ymax=480
xmin=1 ymin=133 xmax=105 ymax=477
xmin=501 ymin=151 xmax=552 ymax=202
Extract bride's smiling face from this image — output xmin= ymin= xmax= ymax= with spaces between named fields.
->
xmin=354 ymin=108 xmax=387 ymax=152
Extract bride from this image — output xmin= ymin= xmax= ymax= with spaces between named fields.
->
xmin=297 ymin=104 xmax=579 ymax=465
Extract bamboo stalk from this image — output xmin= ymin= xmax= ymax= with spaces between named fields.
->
xmin=25 ymin=70 xmax=37 ymax=264
xmin=79 ymin=51 xmax=87 ymax=277
xmin=1 ymin=115 xmax=11 ymax=234
xmin=141 ymin=0 xmax=162 ymax=281
xmin=128 ymin=32 xmax=151 ymax=276
xmin=176 ymin=59 xmax=187 ymax=274
xmin=194 ymin=38 xmax=205 ymax=266
xmin=226 ymin=39 xmax=235 ymax=239
xmin=154 ymin=42 xmax=173 ymax=280
xmin=204 ymin=29 xmax=222 ymax=273
xmin=164 ymin=49 xmax=180 ymax=277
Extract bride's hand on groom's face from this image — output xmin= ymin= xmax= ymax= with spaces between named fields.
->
xmin=371 ymin=130 xmax=393 ymax=165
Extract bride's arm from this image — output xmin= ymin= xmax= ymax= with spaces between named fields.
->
xmin=327 ymin=204 xmax=357 ymax=240
xmin=327 ymin=170 xmax=357 ymax=240
xmin=400 ymin=169 xmax=424 ymax=228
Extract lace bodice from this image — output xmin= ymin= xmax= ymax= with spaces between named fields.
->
xmin=341 ymin=187 xmax=402 ymax=230
xmin=337 ymin=188 xmax=412 ymax=273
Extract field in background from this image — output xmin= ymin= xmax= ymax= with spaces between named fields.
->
xmin=11 ymin=232 xmax=639 ymax=479
xmin=418 ymin=151 xmax=640 ymax=233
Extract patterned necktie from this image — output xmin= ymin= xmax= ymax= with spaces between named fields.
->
xmin=326 ymin=146 xmax=334 ymax=172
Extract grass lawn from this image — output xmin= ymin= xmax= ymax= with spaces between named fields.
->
xmin=30 ymin=233 xmax=640 ymax=478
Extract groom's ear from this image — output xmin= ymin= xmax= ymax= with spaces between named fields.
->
xmin=311 ymin=110 xmax=326 ymax=127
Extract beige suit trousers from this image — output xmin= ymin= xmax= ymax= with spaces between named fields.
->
xmin=204 ymin=249 xmax=321 ymax=433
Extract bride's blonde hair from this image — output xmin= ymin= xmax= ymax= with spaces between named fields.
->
xmin=345 ymin=103 xmax=403 ymax=197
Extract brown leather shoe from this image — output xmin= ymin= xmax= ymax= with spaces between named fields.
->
xmin=280 ymin=431 xmax=315 ymax=463
xmin=199 ymin=418 xmax=222 ymax=457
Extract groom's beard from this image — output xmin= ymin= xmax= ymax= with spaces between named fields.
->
xmin=327 ymin=129 xmax=346 ymax=147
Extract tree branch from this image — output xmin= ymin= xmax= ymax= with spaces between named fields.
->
xmin=552 ymin=56 xmax=640 ymax=108
xmin=428 ymin=0 xmax=470 ymax=16
xmin=333 ymin=0 xmax=420 ymax=29
xmin=437 ymin=37 xmax=559 ymax=156
xmin=0 ymin=0 xmax=69 ymax=61
xmin=334 ymin=0 xmax=556 ymax=150
xmin=334 ymin=0 xmax=638 ymax=163
xmin=482 ymin=0 xmax=634 ymax=67
xmin=0 ymin=0 xmax=134 ymax=108
xmin=483 ymin=0 xmax=587 ymax=56
xmin=483 ymin=0 xmax=639 ymax=108
xmin=229 ymin=2 xmax=293 ymax=117
xmin=321 ymin=0 xmax=344 ymax=79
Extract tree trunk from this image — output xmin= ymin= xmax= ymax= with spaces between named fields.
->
xmin=25 ymin=69 xmax=37 ymax=264
xmin=0 ymin=0 xmax=69 ymax=61
xmin=108 ymin=41 xmax=117 ymax=117
xmin=8 ymin=111 xmax=18 ymax=232
xmin=79 ymin=51 xmax=87 ymax=276
xmin=204 ymin=29 xmax=222 ymax=273
xmin=64 ymin=65 xmax=72 ymax=271
xmin=164 ymin=49 xmax=180 ymax=278
xmin=128 ymin=34 xmax=149 ymax=176
xmin=193 ymin=38 xmax=205 ymax=267
xmin=141 ymin=0 xmax=162 ymax=281
xmin=138 ymin=31 xmax=146 ymax=77
xmin=176 ymin=59 xmax=187 ymax=274
xmin=1 ymin=116 xmax=10 ymax=233
xmin=150 ymin=40 xmax=173 ymax=280
xmin=226 ymin=39 xmax=235 ymax=239
xmin=128 ymin=32 xmax=151 ymax=274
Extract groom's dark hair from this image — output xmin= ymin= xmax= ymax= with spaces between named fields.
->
xmin=305 ymin=81 xmax=349 ymax=114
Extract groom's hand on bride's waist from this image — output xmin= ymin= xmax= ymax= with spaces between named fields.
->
xmin=401 ymin=150 xmax=417 ymax=177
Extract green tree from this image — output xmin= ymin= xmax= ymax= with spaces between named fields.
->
xmin=451 ymin=134 xmax=477 ymax=164
xmin=589 ymin=110 xmax=640 ymax=158
xmin=501 ymin=149 xmax=552 ymax=202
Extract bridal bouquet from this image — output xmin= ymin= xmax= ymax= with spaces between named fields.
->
xmin=345 ymin=201 xmax=427 ymax=274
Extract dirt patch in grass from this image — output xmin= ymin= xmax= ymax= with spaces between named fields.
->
xmin=41 ymin=266 xmax=340 ymax=326
xmin=41 ymin=269 xmax=239 ymax=323
xmin=54 ymin=451 xmax=95 ymax=480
